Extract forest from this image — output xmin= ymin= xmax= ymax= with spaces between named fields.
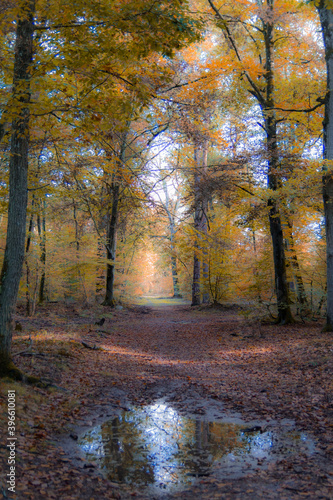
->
xmin=1 ymin=1 xmax=333 ymax=499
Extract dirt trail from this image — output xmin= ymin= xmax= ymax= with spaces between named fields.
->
xmin=1 ymin=300 xmax=333 ymax=499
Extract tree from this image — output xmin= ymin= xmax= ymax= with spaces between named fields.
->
xmin=316 ymin=1 xmax=333 ymax=330
xmin=191 ymin=141 xmax=210 ymax=305
xmin=206 ymin=0 xmax=323 ymax=323
xmin=0 ymin=0 xmax=36 ymax=378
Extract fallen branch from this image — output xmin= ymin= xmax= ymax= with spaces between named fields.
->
xmin=12 ymin=349 xmax=31 ymax=357
xmin=12 ymin=350 xmax=47 ymax=358
xmin=81 ymin=341 xmax=105 ymax=351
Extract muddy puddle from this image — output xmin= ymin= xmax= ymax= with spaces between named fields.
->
xmin=77 ymin=402 xmax=316 ymax=496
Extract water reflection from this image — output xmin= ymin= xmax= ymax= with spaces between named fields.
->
xmin=78 ymin=403 xmax=315 ymax=494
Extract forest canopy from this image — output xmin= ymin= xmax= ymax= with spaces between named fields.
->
xmin=0 ymin=0 xmax=331 ymax=375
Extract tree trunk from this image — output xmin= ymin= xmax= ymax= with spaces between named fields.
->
xmin=263 ymin=7 xmax=293 ymax=324
xmin=191 ymin=142 xmax=210 ymax=306
xmin=171 ymin=254 xmax=181 ymax=297
xmin=284 ymin=217 xmax=308 ymax=307
xmin=25 ymin=207 xmax=35 ymax=316
xmin=103 ymin=183 xmax=120 ymax=307
xmin=73 ymin=201 xmax=87 ymax=302
xmin=317 ymin=4 xmax=333 ymax=330
xmin=102 ymin=131 xmax=129 ymax=307
xmin=0 ymin=1 xmax=35 ymax=378
xmin=268 ymin=194 xmax=292 ymax=323
xmin=95 ymin=237 xmax=105 ymax=300
xmin=191 ymin=146 xmax=202 ymax=306
xmin=202 ymin=261 xmax=209 ymax=303
xmin=208 ymin=0 xmax=293 ymax=322
xmin=37 ymin=201 xmax=46 ymax=304
xmin=201 ymin=144 xmax=210 ymax=304
xmin=192 ymin=252 xmax=201 ymax=305
xmin=170 ymin=218 xmax=181 ymax=297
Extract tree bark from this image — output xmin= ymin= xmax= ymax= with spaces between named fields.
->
xmin=284 ymin=216 xmax=308 ymax=308
xmin=95 ymin=237 xmax=105 ymax=300
xmin=102 ymin=131 xmax=128 ymax=306
xmin=170 ymin=224 xmax=181 ymax=297
xmin=266 ymin=148 xmax=292 ymax=322
xmin=317 ymin=4 xmax=333 ymax=330
xmin=73 ymin=201 xmax=87 ymax=303
xmin=25 ymin=206 xmax=35 ymax=316
xmin=201 ymin=144 xmax=210 ymax=304
xmin=191 ymin=146 xmax=202 ymax=306
xmin=191 ymin=142 xmax=209 ymax=305
xmin=102 ymin=183 xmax=120 ymax=306
xmin=0 ymin=0 xmax=35 ymax=377
xmin=171 ymin=254 xmax=181 ymax=297
xmin=263 ymin=4 xmax=293 ymax=324
xmin=37 ymin=201 xmax=46 ymax=304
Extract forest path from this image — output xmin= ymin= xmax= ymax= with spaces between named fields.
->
xmin=71 ymin=301 xmax=333 ymax=499
xmin=1 ymin=302 xmax=333 ymax=499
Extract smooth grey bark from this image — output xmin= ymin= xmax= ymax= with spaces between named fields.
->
xmin=0 ymin=1 xmax=35 ymax=376
xmin=317 ymin=4 xmax=333 ymax=330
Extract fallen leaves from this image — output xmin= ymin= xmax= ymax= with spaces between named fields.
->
xmin=0 ymin=302 xmax=332 ymax=499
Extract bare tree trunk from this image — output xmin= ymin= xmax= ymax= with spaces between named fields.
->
xmin=95 ymin=237 xmax=105 ymax=300
xmin=191 ymin=142 xmax=209 ymax=305
xmin=192 ymin=251 xmax=201 ymax=305
xmin=192 ymin=146 xmax=202 ymax=306
xmin=37 ymin=200 xmax=46 ymax=304
xmin=171 ymin=254 xmax=181 ymax=297
xmin=170 ymin=225 xmax=181 ymax=297
xmin=268 ymin=194 xmax=292 ymax=323
xmin=317 ymin=4 xmax=333 ymax=330
xmin=263 ymin=7 xmax=293 ymax=324
xmin=0 ymin=1 xmax=35 ymax=378
xmin=251 ymin=227 xmax=262 ymax=301
xmin=103 ymin=131 xmax=129 ymax=307
xmin=201 ymin=144 xmax=210 ymax=304
xmin=73 ymin=201 xmax=87 ymax=303
xmin=103 ymin=183 xmax=120 ymax=306
xmin=284 ymin=217 xmax=308 ymax=308
xmin=25 ymin=206 xmax=35 ymax=316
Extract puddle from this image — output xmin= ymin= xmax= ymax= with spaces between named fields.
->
xmin=78 ymin=403 xmax=316 ymax=496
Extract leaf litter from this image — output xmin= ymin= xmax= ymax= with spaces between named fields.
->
xmin=0 ymin=300 xmax=332 ymax=499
